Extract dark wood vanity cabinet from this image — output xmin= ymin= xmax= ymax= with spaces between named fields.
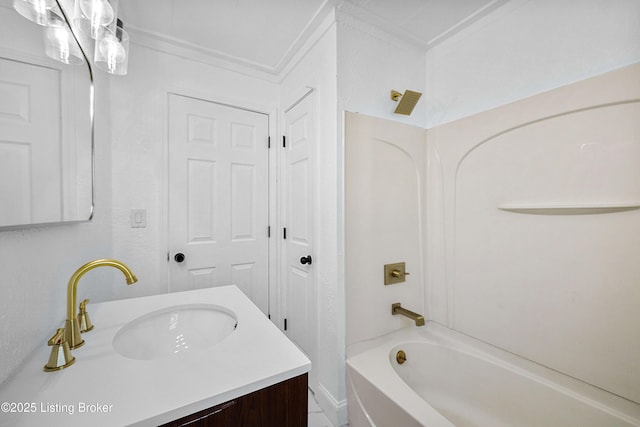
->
xmin=159 ymin=373 xmax=308 ymax=427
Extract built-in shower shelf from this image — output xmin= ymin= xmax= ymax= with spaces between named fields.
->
xmin=498 ymin=203 xmax=640 ymax=215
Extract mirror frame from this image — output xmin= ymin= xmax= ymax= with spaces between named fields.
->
xmin=57 ymin=0 xmax=96 ymax=223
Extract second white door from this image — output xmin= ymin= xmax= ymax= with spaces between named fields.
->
xmin=282 ymin=93 xmax=315 ymax=376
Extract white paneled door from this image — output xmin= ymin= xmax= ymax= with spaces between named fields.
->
xmin=168 ymin=93 xmax=269 ymax=314
xmin=282 ymin=93 xmax=315 ymax=373
xmin=0 ymin=58 xmax=61 ymax=225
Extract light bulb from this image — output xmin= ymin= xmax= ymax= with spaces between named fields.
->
xmin=32 ymin=0 xmax=47 ymax=23
xmin=94 ymin=18 xmax=129 ymax=75
xmin=48 ymin=27 xmax=69 ymax=61
xmin=77 ymin=0 xmax=115 ymax=39
xmin=44 ymin=25 xmax=84 ymax=65
xmin=97 ymin=34 xmax=126 ymax=73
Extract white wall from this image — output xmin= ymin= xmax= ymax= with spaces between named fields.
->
xmin=425 ymin=0 xmax=640 ymax=127
xmin=337 ymin=8 xmax=427 ymax=129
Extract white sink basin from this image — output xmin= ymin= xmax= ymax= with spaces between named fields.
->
xmin=113 ymin=304 xmax=237 ymax=360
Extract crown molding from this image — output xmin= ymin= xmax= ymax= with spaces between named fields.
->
xmin=126 ymin=0 xmax=337 ymax=83
xmin=336 ymin=0 xmax=510 ymax=52
xmin=336 ymin=1 xmax=429 ymax=52
xmin=273 ymin=0 xmax=336 ymax=73
xmin=426 ymin=0 xmax=510 ymax=48
xmin=127 ymin=25 xmax=281 ymax=82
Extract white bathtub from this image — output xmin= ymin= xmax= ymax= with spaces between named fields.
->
xmin=346 ymin=323 xmax=640 ymax=427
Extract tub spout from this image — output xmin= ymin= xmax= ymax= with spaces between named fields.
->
xmin=392 ymin=303 xmax=425 ymax=326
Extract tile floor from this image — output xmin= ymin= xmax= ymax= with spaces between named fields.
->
xmin=308 ymin=389 xmax=335 ymax=427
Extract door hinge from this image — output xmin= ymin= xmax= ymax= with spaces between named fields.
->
xmin=283 ymin=227 xmax=287 ymax=239
xmin=282 ymin=135 xmax=286 ymax=148
xmin=268 ymin=226 xmax=271 ymax=238
xmin=268 ymin=136 xmax=271 ymax=148
xmin=284 ymin=318 xmax=287 ymax=331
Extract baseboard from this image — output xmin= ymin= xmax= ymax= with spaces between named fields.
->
xmin=315 ymin=383 xmax=348 ymax=426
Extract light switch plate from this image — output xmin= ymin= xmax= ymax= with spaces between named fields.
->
xmin=130 ymin=209 xmax=147 ymax=228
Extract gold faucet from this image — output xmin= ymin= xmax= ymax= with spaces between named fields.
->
xmin=44 ymin=328 xmax=75 ymax=371
xmin=65 ymin=259 xmax=137 ymax=349
xmin=391 ymin=302 xmax=425 ymax=326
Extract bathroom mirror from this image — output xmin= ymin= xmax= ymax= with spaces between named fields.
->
xmin=0 ymin=0 xmax=93 ymax=229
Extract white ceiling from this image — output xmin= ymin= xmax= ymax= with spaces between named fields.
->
xmin=119 ymin=0 xmax=508 ymax=75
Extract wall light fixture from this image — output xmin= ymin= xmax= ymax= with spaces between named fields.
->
xmin=12 ymin=0 xmax=129 ymax=75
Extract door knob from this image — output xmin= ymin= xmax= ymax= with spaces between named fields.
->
xmin=174 ymin=253 xmax=185 ymax=263
xmin=300 ymin=255 xmax=312 ymax=265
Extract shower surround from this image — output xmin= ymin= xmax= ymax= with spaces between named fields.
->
xmin=345 ymin=63 xmax=640 ymax=425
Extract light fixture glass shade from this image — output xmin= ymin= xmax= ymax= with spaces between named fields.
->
xmin=44 ymin=25 xmax=84 ymax=65
xmin=94 ymin=22 xmax=128 ymax=75
xmin=13 ymin=0 xmax=64 ymax=27
xmin=73 ymin=0 xmax=117 ymax=39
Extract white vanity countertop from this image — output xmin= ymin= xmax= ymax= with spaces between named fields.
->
xmin=0 ymin=285 xmax=311 ymax=426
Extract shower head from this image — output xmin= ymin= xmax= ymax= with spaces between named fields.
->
xmin=391 ymin=89 xmax=422 ymax=115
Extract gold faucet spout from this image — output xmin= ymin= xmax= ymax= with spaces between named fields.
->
xmin=391 ymin=302 xmax=425 ymax=327
xmin=65 ymin=259 xmax=137 ymax=348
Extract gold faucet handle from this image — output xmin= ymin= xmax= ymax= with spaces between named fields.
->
xmin=391 ymin=269 xmax=410 ymax=278
xmin=47 ymin=328 xmax=66 ymax=346
xmin=384 ymin=262 xmax=410 ymax=285
xmin=44 ymin=328 xmax=76 ymax=372
xmin=78 ymin=299 xmax=94 ymax=332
